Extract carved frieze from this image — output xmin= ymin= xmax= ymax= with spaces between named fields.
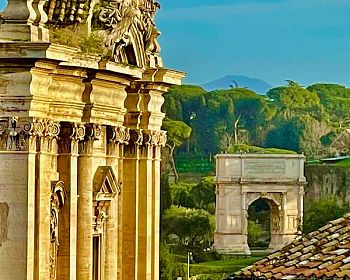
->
xmin=45 ymin=0 xmax=93 ymax=25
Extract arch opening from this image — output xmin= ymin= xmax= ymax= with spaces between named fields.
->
xmin=247 ymin=198 xmax=279 ymax=251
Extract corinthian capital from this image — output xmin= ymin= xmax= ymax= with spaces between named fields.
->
xmin=107 ymin=126 xmax=130 ymax=144
xmin=0 ymin=117 xmax=60 ymax=151
xmin=143 ymin=129 xmax=167 ymax=147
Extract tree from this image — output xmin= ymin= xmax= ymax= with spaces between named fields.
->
xmin=189 ymin=176 xmax=216 ymax=214
xmin=162 ymin=206 xmax=214 ymax=257
xmin=247 ymin=221 xmax=264 ymax=248
xmin=303 ymin=196 xmax=350 ymax=234
xmin=160 ymin=173 xmax=172 ymax=217
xmin=170 ymin=182 xmax=195 ymax=209
xmin=162 ymin=118 xmax=192 ymax=182
xmin=266 ymin=82 xmax=321 ymax=119
xmin=299 ymin=115 xmax=330 ymax=158
xmin=264 ymin=118 xmax=304 ymax=152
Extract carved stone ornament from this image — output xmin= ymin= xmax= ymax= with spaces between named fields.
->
xmin=143 ymin=130 xmax=167 ymax=147
xmin=45 ymin=0 xmax=93 ymax=25
xmin=92 ymin=0 xmax=162 ymax=67
xmin=93 ymin=207 xmax=107 ymax=233
xmin=107 ymin=125 xmax=130 ymax=144
xmin=49 ymin=181 xmax=66 ymax=280
xmin=58 ymin=123 xmax=86 ymax=154
xmin=0 ymin=118 xmax=60 ymax=152
xmin=246 ymin=192 xmax=283 ymax=209
xmin=85 ymin=123 xmax=102 ymax=141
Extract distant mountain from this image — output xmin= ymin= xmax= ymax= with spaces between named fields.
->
xmin=202 ymin=75 xmax=273 ymax=94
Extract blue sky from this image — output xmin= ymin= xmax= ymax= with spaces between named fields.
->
xmin=157 ymin=0 xmax=350 ymax=86
xmin=2 ymin=0 xmax=350 ymax=86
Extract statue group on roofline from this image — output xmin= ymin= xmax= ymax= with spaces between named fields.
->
xmin=0 ymin=0 xmax=162 ymax=68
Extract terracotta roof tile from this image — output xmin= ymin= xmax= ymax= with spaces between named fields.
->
xmin=326 ymin=262 xmax=342 ymax=272
xmin=340 ymin=263 xmax=350 ymax=271
xmin=336 ymin=270 xmax=350 ymax=277
xmin=234 ymin=213 xmax=350 ymax=279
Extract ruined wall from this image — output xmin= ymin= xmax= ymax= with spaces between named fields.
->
xmin=304 ymin=165 xmax=350 ymax=206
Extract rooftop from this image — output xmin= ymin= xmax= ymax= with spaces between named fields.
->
xmin=232 ymin=213 xmax=350 ymax=279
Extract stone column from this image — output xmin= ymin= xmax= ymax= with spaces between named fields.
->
xmin=298 ymin=185 xmax=304 ymax=231
xmin=121 ymin=129 xmax=142 ymax=280
xmin=35 ymin=119 xmax=60 ymax=280
xmin=0 ymin=117 xmax=39 ymax=280
xmin=57 ymin=123 xmax=85 ymax=280
xmin=123 ymin=70 xmax=184 ymax=280
xmin=151 ymin=131 xmax=166 ymax=280
xmin=105 ymin=126 xmax=129 ymax=280
xmin=76 ymin=124 xmax=101 ymax=280
xmin=137 ymin=130 xmax=154 ymax=280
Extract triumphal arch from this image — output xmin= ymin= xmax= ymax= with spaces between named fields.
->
xmin=213 ymin=154 xmax=306 ymax=255
xmin=0 ymin=0 xmax=184 ymax=279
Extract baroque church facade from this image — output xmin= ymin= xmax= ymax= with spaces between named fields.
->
xmin=0 ymin=0 xmax=184 ymax=279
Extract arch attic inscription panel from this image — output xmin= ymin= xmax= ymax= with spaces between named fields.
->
xmin=213 ymin=154 xmax=306 ymax=255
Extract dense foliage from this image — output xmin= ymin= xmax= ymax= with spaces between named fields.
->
xmin=303 ymin=196 xmax=350 ymax=234
xmin=162 ymin=82 xmax=350 ymax=160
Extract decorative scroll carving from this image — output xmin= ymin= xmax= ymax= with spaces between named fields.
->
xmin=58 ymin=123 xmax=86 ymax=154
xmin=107 ymin=125 xmax=130 ymax=144
xmin=85 ymin=123 xmax=102 ymax=140
xmin=78 ymin=123 xmax=101 ymax=155
xmin=124 ymin=129 xmax=143 ymax=157
xmin=143 ymin=130 xmax=167 ymax=147
xmin=49 ymin=181 xmax=66 ymax=280
xmin=0 ymin=118 xmax=60 ymax=152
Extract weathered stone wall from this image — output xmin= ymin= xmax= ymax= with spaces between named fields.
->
xmin=304 ymin=165 xmax=350 ymax=205
xmin=0 ymin=154 xmax=30 ymax=280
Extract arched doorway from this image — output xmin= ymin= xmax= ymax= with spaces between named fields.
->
xmin=247 ymin=198 xmax=281 ymax=252
xmin=248 ymin=198 xmax=271 ymax=250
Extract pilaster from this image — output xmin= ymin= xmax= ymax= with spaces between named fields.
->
xmin=33 ymin=119 xmax=60 ymax=280
xmin=105 ymin=125 xmax=129 ymax=280
xmin=76 ymin=123 xmax=101 ymax=280
xmin=57 ymin=123 xmax=85 ymax=280
xmin=121 ymin=129 xmax=142 ymax=280
xmin=0 ymin=117 xmax=39 ymax=280
xmin=151 ymin=130 xmax=166 ymax=280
